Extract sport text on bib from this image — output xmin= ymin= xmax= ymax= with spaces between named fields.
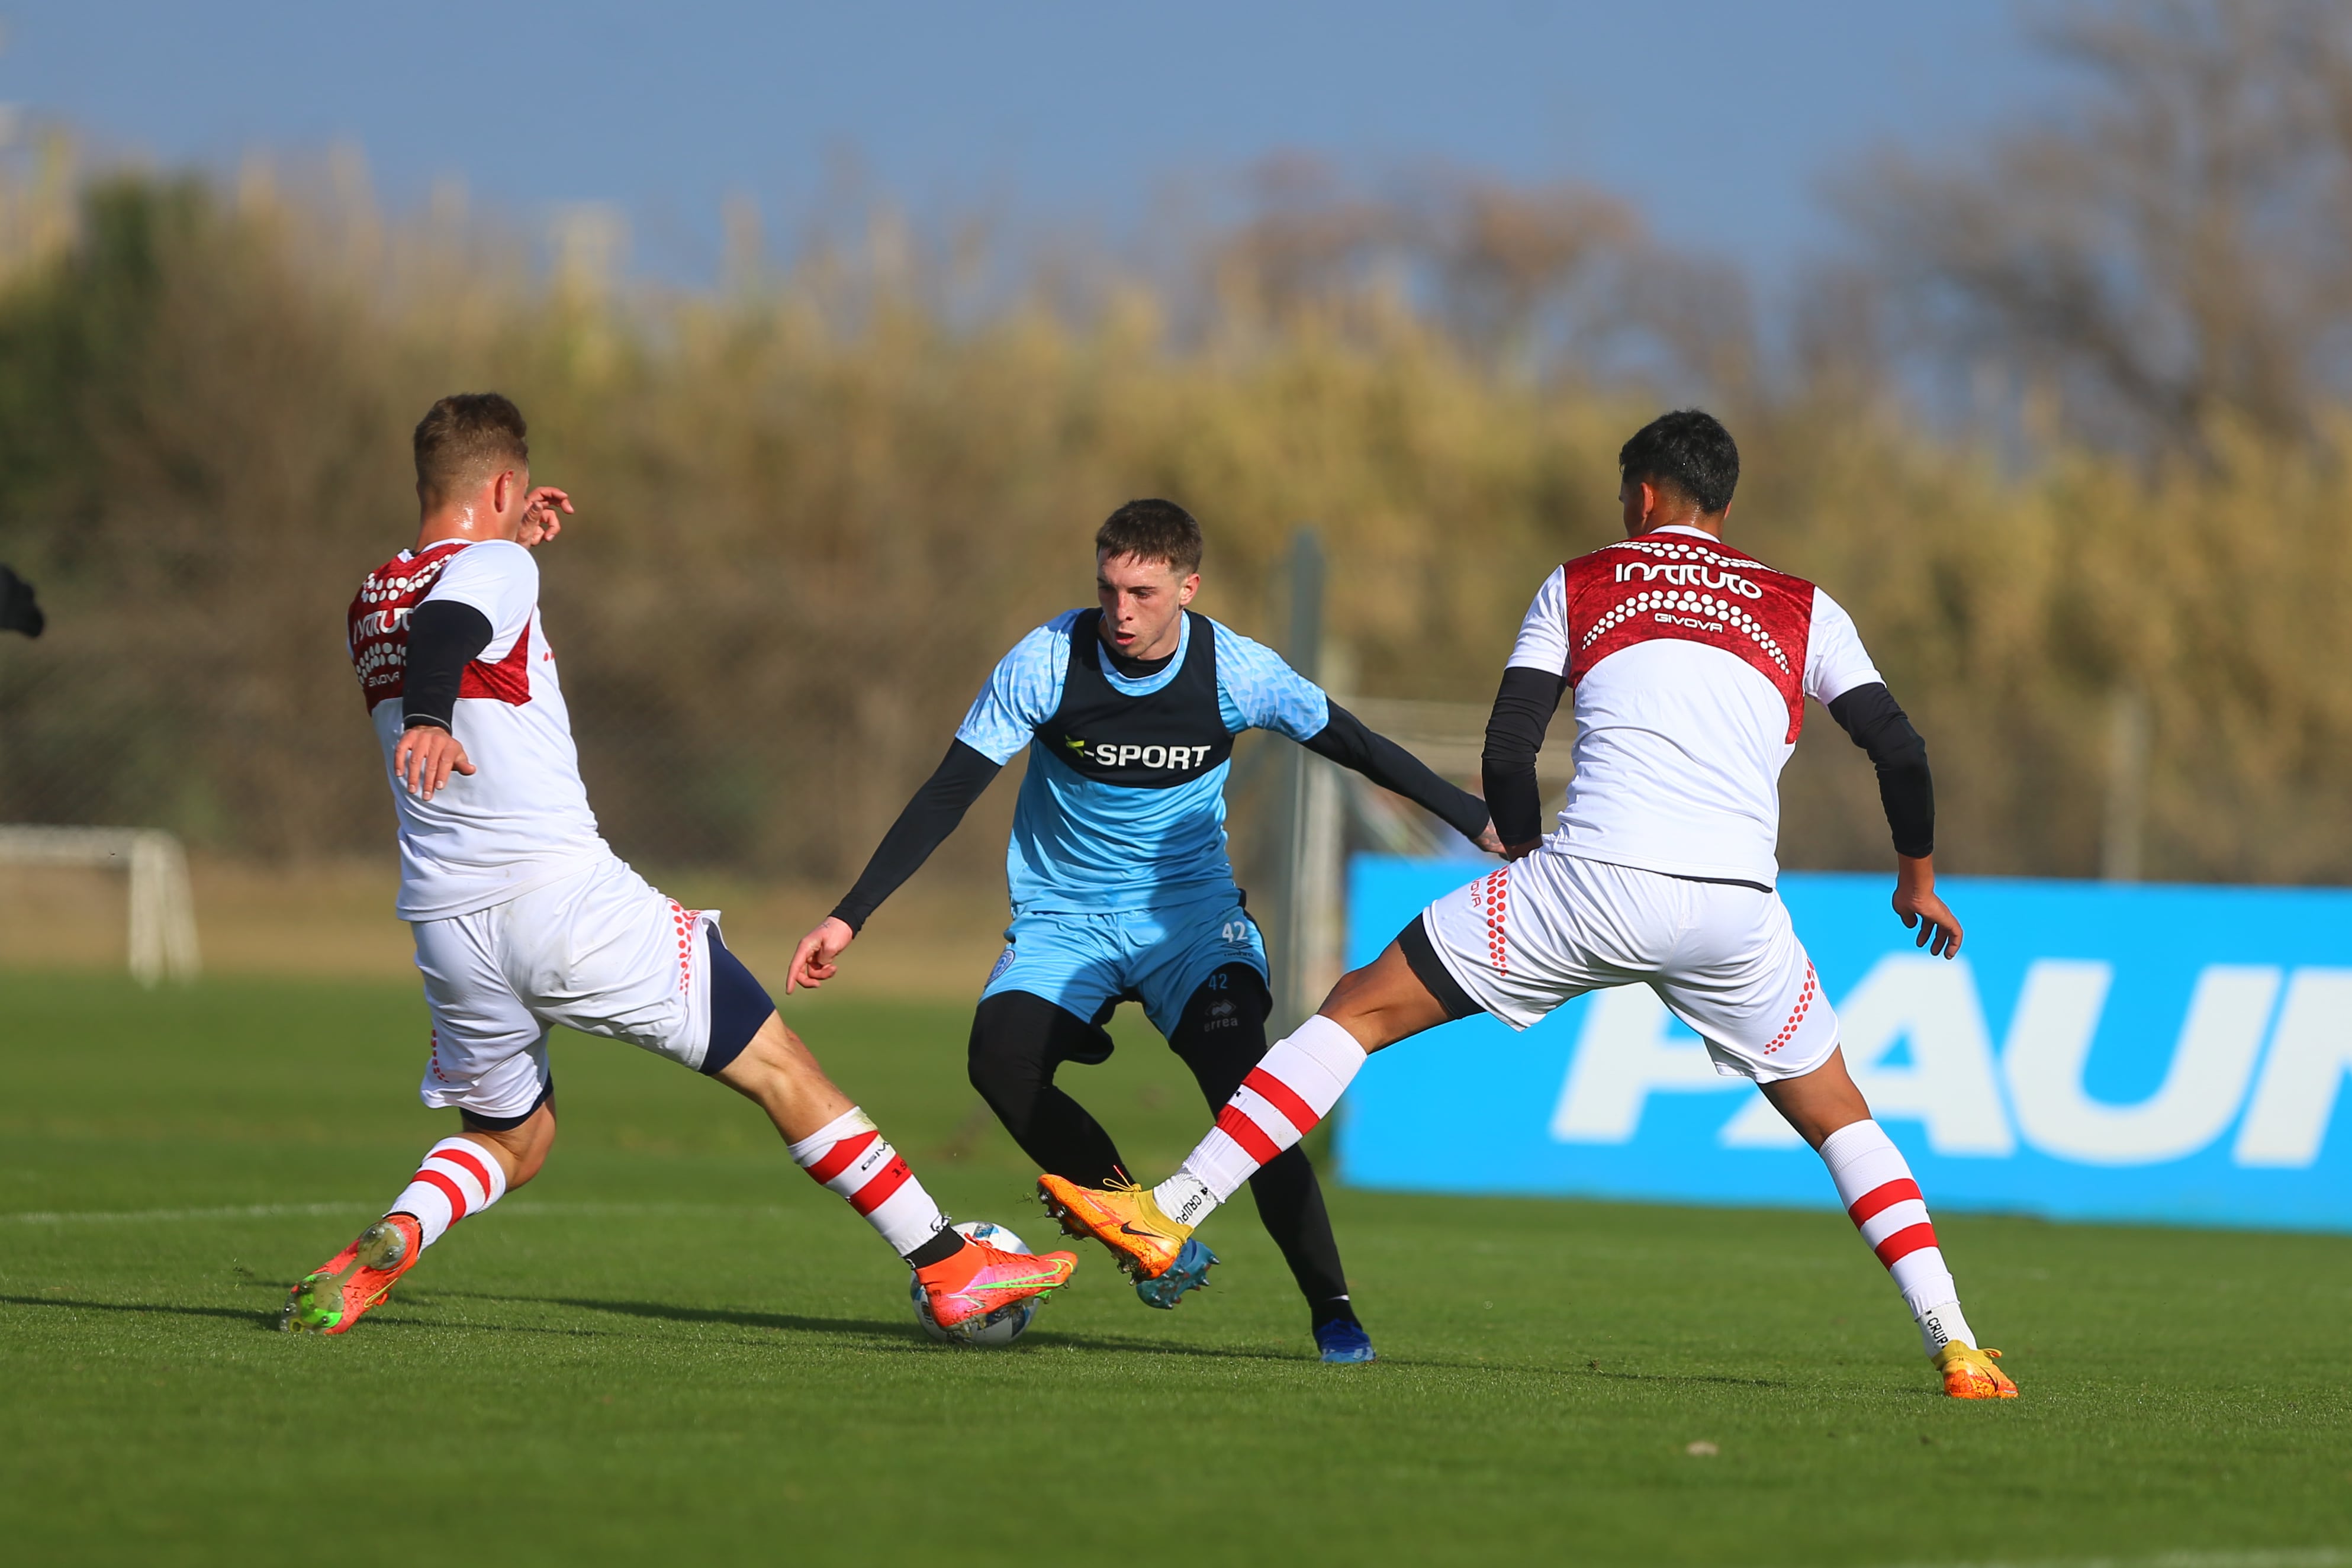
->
xmin=1038 ymin=610 xmax=1233 ymax=789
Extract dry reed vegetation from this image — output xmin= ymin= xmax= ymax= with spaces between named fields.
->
xmin=0 ymin=146 xmax=2348 ymax=890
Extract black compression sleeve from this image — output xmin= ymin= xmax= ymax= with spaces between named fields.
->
xmin=401 ymin=600 xmax=494 ymax=732
xmin=1482 ymin=665 xmax=1566 ymax=847
xmin=1827 ymin=682 xmax=1935 ymax=858
xmin=831 ymin=739 xmax=1003 ymax=932
xmin=1303 ymin=702 xmax=1491 ymax=842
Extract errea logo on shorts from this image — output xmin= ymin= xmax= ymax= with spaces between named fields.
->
xmin=1060 ymin=738 xmax=1217 ymax=771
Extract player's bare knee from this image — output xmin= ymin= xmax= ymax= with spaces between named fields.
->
xmin=717 ymin=1012 xmax=841 ymax=1105
xmin=1760 ymin=1048 xmax=1871 ymax=1150
xmin=1315 ymin=945 xmax=1430 ymax=1051
xmin=713 ymin=1009 xmax=789 ymax=1093
xmin=460 ymin=1102 xmax=556 ymax=1187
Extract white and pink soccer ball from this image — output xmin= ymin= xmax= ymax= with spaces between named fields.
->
xmin=909 ymin=1220 xmax=1042 ymax=1347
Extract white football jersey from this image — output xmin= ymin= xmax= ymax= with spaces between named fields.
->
xmin=1508 ymin=523 xmax=1882 ymax=886
xmin=348 ymin=538 xmax=609 ymax=919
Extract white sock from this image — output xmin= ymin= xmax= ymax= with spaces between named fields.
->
xmin=1153 ymin=1015 xmax=1369 ymax=1226
xmin=1819 ymin=1119 xmax=1975 ymax=1356
xmin=787 ymin=1107 xmax=951 ymax=1258
xmin=389 ymin=1136 xmax=510 ymax=1249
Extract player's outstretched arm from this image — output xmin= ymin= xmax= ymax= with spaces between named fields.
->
xmin=1481 ymin=665 xmax=1567 ymax=859
xmin=787 ymin=739 xmax=1003 ymax=991
xmin=1826 ymin=682 xmax=1960 ymax=958
xmin=1304 ymin=701 xmax=1502 ymax=852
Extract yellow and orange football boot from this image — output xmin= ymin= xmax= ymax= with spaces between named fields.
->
xmin=280 ymin=1213 xmax=423 ymax=1335
xmin=916 ymin=1237 xmax=1078 ymax=1330
xmin=1934 ymin=1341 xmax=2019 ymax=1399
xmin=1037 ymin=1174 xmax=1193 ymax=1280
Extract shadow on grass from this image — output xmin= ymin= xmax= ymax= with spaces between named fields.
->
xmin=458 ymin=1290 xmax=1326 ymax=1365
xmin=0 ymin=1292 xmax=1800 ymax=1386
xmin=0 ymin=1293 xmax=263 ymax=1326
xmin=435 ymin=1291 xmax=1810 ymax=1380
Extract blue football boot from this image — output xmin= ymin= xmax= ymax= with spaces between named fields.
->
xmin=1132 ymin=1237 xmax=1217 ymax=1309
xmin=1314 ymin=1318 xmax=1376 ymax=1364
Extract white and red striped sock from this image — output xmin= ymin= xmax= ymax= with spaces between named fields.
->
xmin=1820 ymin=1119 xmax=1977 ymax=1356
xmin=388 ymin=1136 xmax=510 ymax=1248
xmin=1153 ymin=1015 xmax=1368 ymax=1227
xmin=787 ymin=1107 xmax=951 ymax=1258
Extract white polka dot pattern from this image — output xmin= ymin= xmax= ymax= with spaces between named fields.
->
xmin=1560 ymin=533 xmax=1817 ymax=742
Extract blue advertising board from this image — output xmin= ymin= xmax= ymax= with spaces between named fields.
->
xmin=1338 ymin=855 xmax=2352 ymax=1232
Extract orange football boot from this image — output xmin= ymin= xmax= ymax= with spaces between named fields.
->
xmin=280 ymin=1213 xmax=423 ymax=1335
xmin=916 ymin=1237 xmax=1077 ymax=1329
xmin=1934 ymin=1341 xmax=2019 ymax=1399
xmin=1037 ymin=1174 xmax=1192 ymax=1280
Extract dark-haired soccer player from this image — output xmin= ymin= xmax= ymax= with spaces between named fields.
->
xmin=284 ymin=392 xmax=1077 ymax=1334
xmin=1043 ymin=412 xmax=2020 ymax=1399
xmin=790 ymin=500 xmax=1498 ymax=1363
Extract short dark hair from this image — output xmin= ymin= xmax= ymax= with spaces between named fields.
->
xmin=1618 ymin=408 xmax=1739 ymax=516
xmin=414 ymin=392 xmax=529 ymax=506
xmin=1095 ymin=498 xmax=1203 ymax=574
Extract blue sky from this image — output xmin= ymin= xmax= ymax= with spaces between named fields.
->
xmin=1 ymin=1 xmax=2048 ymax=286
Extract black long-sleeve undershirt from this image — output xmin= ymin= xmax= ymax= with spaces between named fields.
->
xmin=1481 ymin=665 xmax=1567 ymax=848
xmin=1306 ymin=701 xmax=1491 ymax=841
xmin=1827 ymin=681 xmax=1935 ymax=858
xmin=832 ymin=703 xmax=1495 ymax=933
xmin=831 ymin=739 xmax=1003 ymax=932
xmin=1479 ymin=669 xmax=1936 ymax=859
xmin=400 ymin=600 xmax=494 ymax=732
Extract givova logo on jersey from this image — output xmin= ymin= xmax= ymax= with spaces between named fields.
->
xmin=1059 ymin=736 xmax=1218 ymax=771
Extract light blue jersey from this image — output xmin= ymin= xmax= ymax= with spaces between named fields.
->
xmin=955 ymin=610 xmax=1329 ymax=915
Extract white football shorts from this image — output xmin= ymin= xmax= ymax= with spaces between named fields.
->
xmin=1415 ymin=850 xmax=1838 ymax=1081
xmin=410 ymin=854 xmax=723 ymax=1121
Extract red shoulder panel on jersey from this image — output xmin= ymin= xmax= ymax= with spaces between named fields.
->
xmin=346 ymin=539 xmax=535 ymax=711
xmin=459 ymin=620 xmax=532 ymax=705
xmin=346 ymin=541 xmax=470 ymax=712
xmin=1561 ymin=535 xmax=1816 ymax=742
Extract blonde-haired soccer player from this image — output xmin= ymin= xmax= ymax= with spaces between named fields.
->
xmin=284 ymin=392 xmax=1075 ymax=1335
xmin=1042 ymin=410 xmax=2017 ymax=1400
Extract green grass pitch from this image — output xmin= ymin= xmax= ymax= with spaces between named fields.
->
xmin=3 ymin=973 xmax=2348 ymax=1566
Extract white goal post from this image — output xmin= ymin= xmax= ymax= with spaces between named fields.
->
xmin=0 ymin=825 xmax=201 ymax=986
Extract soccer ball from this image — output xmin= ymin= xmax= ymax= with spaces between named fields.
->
xmin=909 ymin=1220 xmax=1043 ymax=1347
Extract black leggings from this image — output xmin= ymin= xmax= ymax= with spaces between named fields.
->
xmin=967 ymin=965 xmax=1356 ymax=1327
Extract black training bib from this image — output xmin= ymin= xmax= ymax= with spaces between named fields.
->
xmin=1039 ymin=610 xmax=1233 ymax=790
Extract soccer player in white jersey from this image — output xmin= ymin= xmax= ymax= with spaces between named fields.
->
xmin=283 ymin=392 xmax=1076 ymax=1335
xmin=1041 ymin=410 xmax=2019 ymax=1399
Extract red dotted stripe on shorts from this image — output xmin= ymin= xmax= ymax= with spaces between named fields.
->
xmin=1468 ymin=867 xmax=1511 ymax=977
xmin=1762 ymin=962 xmax=1817 ymax=1056
xmin=669 ymin=900 xmax=702 ymax=995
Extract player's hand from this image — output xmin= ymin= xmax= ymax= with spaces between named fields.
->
xmin=394 ymin=723 xmax=475 ymax=801
xmin=1893 ymin=854 xmax=1962 ymax=958
xmin=789 ymin=916 xmax=855 ymax=993
xmin=519 ymin=486 xmax=572 ymax=548
xmin=1473 ymin=820 xmax=1506 ymax=856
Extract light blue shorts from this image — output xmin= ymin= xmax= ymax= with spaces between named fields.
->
xmin=979 ymin=892 xmax=1267 ymax=1038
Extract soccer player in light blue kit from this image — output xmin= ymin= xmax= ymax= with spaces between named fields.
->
xmin=791 ymin=500 xmax=1497 ymax=1361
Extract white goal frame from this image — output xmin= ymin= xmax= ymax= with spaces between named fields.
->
xmin=0 ymin=825 xmax=201 ymax=986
